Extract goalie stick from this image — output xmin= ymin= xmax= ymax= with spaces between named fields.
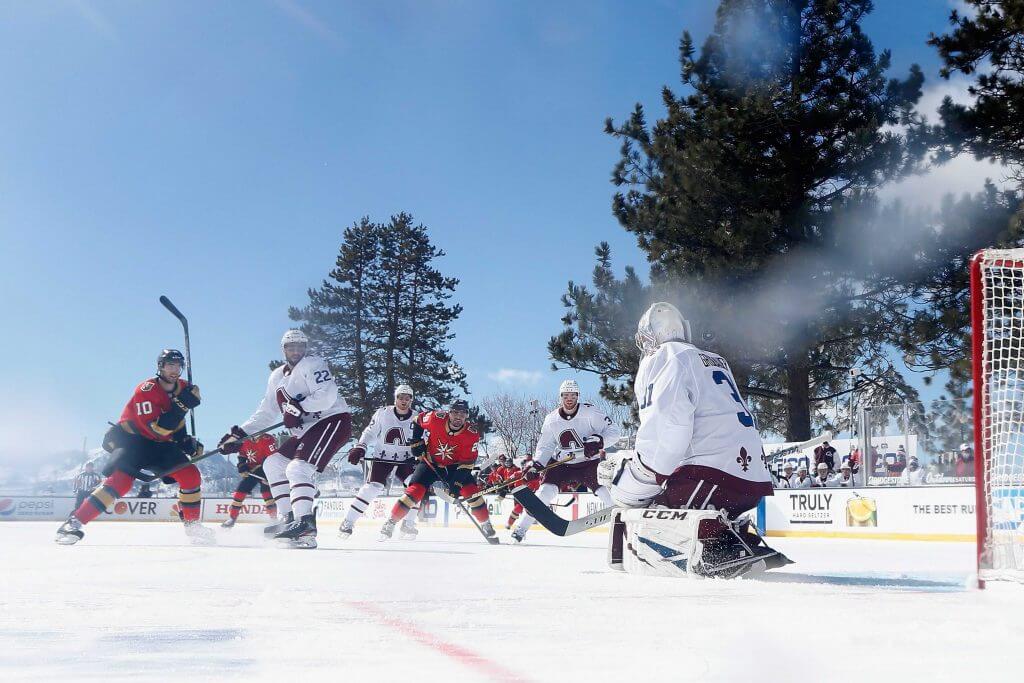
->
xmin=510 ymin=485 xmax=615 ymax=536
xmin=159 ymin=295 xmax=196 ymax=437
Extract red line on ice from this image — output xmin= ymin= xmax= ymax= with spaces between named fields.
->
xmin=344 ymin=600 xmax=529 ymax=682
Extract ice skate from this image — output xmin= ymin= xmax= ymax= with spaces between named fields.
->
xmin=399 ymin=519 xmax=419 ymax=540
xmin=480 ymin=521 xmax=500 ymax=544
xmin=275 ymin=514 xmax=318 ymax=549
xmin=264 ymin=511 xmax=293 ymax=537
xmin=379 ymin=518 xmax=396 ymax=541
xmin=55 ymin=516 xmax=84 ymax=545
xmin=221 ymin=517 xmax=237 ymax=529
xmin=510 ymin=527 xmax=525 ymax=544
xmin=338 ymin=519 xmax=354 ymax=539
xmin=184 ymin=521 xmax=217 ymax=546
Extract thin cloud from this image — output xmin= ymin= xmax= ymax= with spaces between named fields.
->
xmin=270 ymin=0 xmax=341 ymax=45
xmin=879 ymin=77 xmax=1012 ymax=209
xmin=70 ymin=0 xmax=117 ymax=40
xmin=488 ymin=368 xmax=544 ymax=385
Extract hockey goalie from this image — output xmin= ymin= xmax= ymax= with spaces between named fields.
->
xmin=607 ymin=303 xmax=792 ymax=579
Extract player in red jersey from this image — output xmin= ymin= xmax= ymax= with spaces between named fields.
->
xmin=379 ymin=400 xmax=496 ymax=542
xmin=504 ymin=460 xmax=541 ymax=529
xmin=222 ymin=433 xmax=279 ymax=528
xmin=55 ymin=350 xmax=213 ymax=545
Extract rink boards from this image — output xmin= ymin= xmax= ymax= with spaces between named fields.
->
xmin=1 ymin=487 xmax=997 ymax=541
xmin=0 ymin=492 xmax=606 ymax=530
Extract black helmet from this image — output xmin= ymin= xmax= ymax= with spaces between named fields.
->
xmin=449 ymin=399 xmax=470 ymax=413
xmin=157 ymin=349 xmax=186 ymax=369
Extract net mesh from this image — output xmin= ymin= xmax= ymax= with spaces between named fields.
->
xmin=977 ymin=249 xmax=1024 ymax=583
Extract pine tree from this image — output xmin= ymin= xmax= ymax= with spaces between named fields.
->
xmin=289 ymin=218 xmax=383 ymax=424
xmin=570 ymin=0 xmax=927 ymax=439
xmin=929 ymin=1 xmax=1024 ymax=188
xmin=288 ymin=215 xmax=469 ymax=429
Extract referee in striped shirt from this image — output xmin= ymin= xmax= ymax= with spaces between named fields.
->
xmin=73 ymin=462 xmax=102 ymax=509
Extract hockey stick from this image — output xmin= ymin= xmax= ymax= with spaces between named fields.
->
xmin=422 ymin=458 xmax=498 ymax=544
xmin=510 ymin=485 xmax=614 ymax=536
xmin=765 ymin=431 xmax=833 ymax=460
xmin=456 ymin=449 xmax=584 ymax=502
xmin=159 ymin=295 xmax=196 ymax=437
xmin=134 ymin=421 xmax=285 ymax=483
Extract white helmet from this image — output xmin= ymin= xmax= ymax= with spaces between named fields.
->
xmin=394 ymin=384 xmax=414 ymax=398
xmin=558 ymin=379 xmax=580 ymax=396
xmin=281 ymin=329 xmax=309 ymax=346
xmin=635 ymin=302 xmax=691 ymax=355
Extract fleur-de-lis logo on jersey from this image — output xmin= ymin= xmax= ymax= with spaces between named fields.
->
xmin=436 ymin=442 xmax=455 ymax=460
xmin=737 ymin=447 xmax=751 ymax=472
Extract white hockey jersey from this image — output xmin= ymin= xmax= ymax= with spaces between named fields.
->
xmin=792 ymin=474 xmax=814 ymax=489
xmin=813 ymin=474 xmax=834 ymax=488
xmin=534 ymin=403 xmax=621 ymax=466
xmin=240 ymin=355 xmax=349 ymax=438
xmin=830 ymin=473 xmax=857 ymax=488
xmin=634 ymin=341 xmax=770 ymax=487
xmin=358 ymin=406 xmax=416 ymax=462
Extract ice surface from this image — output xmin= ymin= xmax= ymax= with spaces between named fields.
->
xmin=1 ymin=521 xmax=1021 ymax=682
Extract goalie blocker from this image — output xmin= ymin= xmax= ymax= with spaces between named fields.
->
xmin=608 ymin=508 xmax=792 ymax=579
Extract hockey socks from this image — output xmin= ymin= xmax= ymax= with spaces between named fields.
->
xmin=74 ymin=470 xmax=134 ymax=524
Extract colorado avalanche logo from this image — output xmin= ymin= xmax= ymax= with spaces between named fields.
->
xmin=385 ymin=427 xmax=406 ymax=446
xmin=559 ymin=430 xmax=584 ymax=451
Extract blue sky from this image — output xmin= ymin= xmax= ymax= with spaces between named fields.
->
xmin=0 ymin=1 xmax=988 ymax=457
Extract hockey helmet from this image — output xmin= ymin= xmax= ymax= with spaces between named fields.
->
xmin=449 ymin=399 xmax=470 ymax=414
xmin=394 ymin=384 xmax=414 ymax=399
xmin=635 ymin=302 xmax=692 ymax=355
xmin=281 ymin=329 xmax=309 ymax=347
xmin=157 ymin=349 xmax=185 ymax=369
xmin=558 ymin=379 xmax=580 ymax=396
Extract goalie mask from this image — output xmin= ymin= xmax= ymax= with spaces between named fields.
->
xmin=635 ymin=302 xmax=692 ymax=356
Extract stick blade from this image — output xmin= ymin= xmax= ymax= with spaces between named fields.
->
xmin=159 ymin=295 xmax=188 ymax=328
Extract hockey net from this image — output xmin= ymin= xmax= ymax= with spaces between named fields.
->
xmin=972 ymin=249 xmax=1024 ymax=585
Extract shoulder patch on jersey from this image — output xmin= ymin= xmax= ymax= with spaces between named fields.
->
xmin=140 ymin=381 xmax=155 ymax=392
xmin=434 ymin=411 xmax=448 ymax=420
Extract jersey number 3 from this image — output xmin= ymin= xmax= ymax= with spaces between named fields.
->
xmin=712 ymin=370 xmax=755 ymax=428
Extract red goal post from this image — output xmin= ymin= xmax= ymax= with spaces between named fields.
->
xmin=971 ymin=248 xmax=1024 ymax=587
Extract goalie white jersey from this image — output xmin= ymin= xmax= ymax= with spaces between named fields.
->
xmin=240 ymin=355 xmax=349 ymax=438
xmin=633 ymin=340 xmax=770 ymax=486
xmin=358 ymin=406 xmax=415 ymax=462
xmin=534 ymin=403 xmax=621 ymax=465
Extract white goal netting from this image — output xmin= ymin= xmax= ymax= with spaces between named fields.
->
xmin=974 ymin=249 xmax=1024 ymax=584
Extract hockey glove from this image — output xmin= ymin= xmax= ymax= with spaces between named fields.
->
xmin=523 ymin=460 xmax=544 ymax=482
xmin=172 ymin=384 xmax=202 ymax=411
xmin=218 ymin=426 xmax=248 ymax=454
xmin=583 ymin=436 xmax=604 ymax=458
xmin=178 ymin=435 xmax=204 ymax=459
xmin=347 ymin=445 xmax=366 ymax=465
xmin=236 ymin=456 xmax=252 ymax=474
xmin=282 ymin=398 xmax=305 ymax=429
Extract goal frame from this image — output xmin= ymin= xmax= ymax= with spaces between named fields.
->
xmin=971 ymin=248 xmax=1024 ymax=588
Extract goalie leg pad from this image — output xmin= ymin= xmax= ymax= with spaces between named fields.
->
xmin=612 ymin=508 xmax=789 ymax=579
xmin=615 ymin=508 xmax=722 ymax=577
